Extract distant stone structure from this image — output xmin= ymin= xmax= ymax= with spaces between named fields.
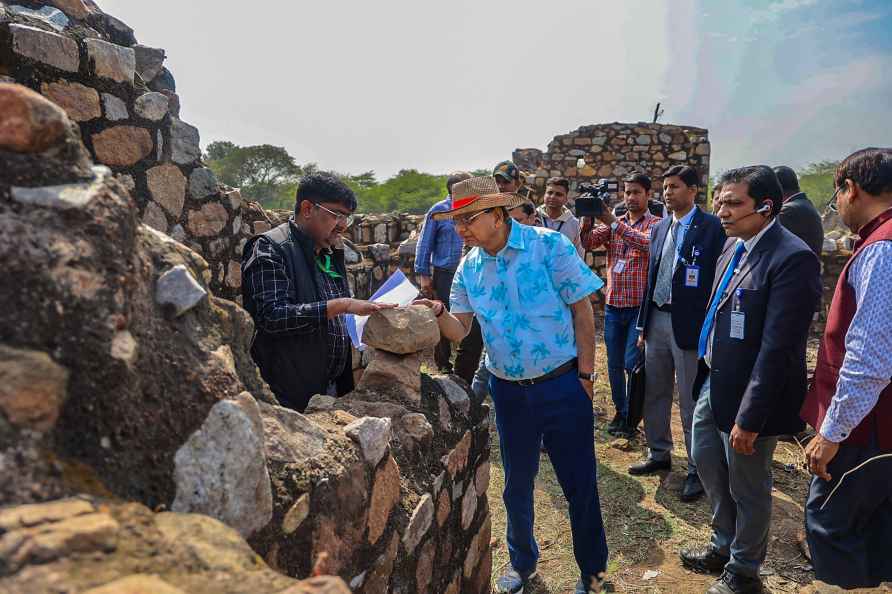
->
xmin=514 ymin=122 xmax=711 ymax=203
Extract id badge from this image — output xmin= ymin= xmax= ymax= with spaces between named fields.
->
xmin=730 ymin=312 xmax=745 ymax=339
xmin=685 ymin=265 xmax=700 ymax=288
xmin=613 ymin=259 xmax=627 ymax=274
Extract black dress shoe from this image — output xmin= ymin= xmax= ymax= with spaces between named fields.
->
xmin=706 ymin=570 xmax=763 ymax=594
xmin=680 ymin=473 xmax=705 ymax=502
xmin=607 ymin=413 xmax=624 ymax=433
xmin=680 ymin=545 xmax=730 ymax=574
xmin=628 ymin=458 xmax=671 ymax=475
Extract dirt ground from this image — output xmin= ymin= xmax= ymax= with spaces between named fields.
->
xmin=483 ymin=339 xmax=891 ymax=594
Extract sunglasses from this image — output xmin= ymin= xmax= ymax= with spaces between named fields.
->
xmin=453 ymin=208 xmax=493 ymax=227
xmin=314 ymin=202 xmax=355 ymax=226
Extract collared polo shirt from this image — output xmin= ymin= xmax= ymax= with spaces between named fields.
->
xmin=450 ymin=221 xmax=604 ymax=380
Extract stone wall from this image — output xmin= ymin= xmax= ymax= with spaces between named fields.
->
xmin=514 ymin=122 xmax=711 ymax=203
xmin=0 ymin=0 xmax=246 ymax=300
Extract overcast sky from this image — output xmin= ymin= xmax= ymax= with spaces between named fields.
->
xmin=101 ymin=0 xmax=891 ymax=180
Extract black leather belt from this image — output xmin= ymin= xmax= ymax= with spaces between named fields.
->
xmin=653 ymin=301 xmax=672 ymax=312
xmin=503 ymin=359 xmax=577 ymax=387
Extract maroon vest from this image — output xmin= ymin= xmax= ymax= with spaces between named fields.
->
xmin=801 ymin=208 xmax=892 ymax=450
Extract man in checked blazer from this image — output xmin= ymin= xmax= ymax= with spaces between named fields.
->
xmin=682 ymin=165 xmax=821 ymax=594
xmin=632 ymin=165 xmax=726 ymax=503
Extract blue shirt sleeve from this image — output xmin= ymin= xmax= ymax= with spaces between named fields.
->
xmin=820 ymin=241 xmax=892 ymax=442
xmin=547 ymin=232 xmax=605 ymax=304
xmin=414 ymin=211 xmax=438 ymax=276
xmin=449 ymin=260 xmax=473 ymax=314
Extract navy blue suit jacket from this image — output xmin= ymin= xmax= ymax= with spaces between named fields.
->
xmin=637 ymin=207 xmax=726 ymax=350
xmin=693 ymin=223 xmax=822 ymax=436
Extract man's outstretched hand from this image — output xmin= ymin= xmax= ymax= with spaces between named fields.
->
xmin=412 ymin=298 xmax=445 ymax=317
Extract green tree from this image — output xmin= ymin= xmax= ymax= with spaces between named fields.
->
xmin=354 ymin=169 xmax=446 ymax=214
xmin=799 ymin=160 xmax=839 ymax=211
xmin=204 ymin=140 xmax=237 ymax=162
xmin=205 ymin=142 xmax=304 ymax=206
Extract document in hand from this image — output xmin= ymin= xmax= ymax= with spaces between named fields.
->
xmin=346 ymin=270 xmax=419 ymax=349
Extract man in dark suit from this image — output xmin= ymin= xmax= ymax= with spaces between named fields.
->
xmin=682 ymin=166 xmax=821 ymax=594
xmin=632 ymin=165 xmax=726 ymax=502
xmin=774 ymin=165 xmax=824 ymax=258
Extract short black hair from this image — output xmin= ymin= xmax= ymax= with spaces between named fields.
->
xmin=295 ymin=172 xmax=357 ymax=214
xmin=512 ymin=202 xmax=536 ymax=217
xmin=836 ymin=148 xmax=892 ymax=196
xmin=718 ymin=165 xmax=783 ymax=216
xmin=773 ymin=166 xmax=800 ymax=194
xmin=446 ymin=171 xmax=472 ymax=195
xmin=546 ymin=177 xmax=569 ymax=192
xmin=663 ymin=165 xmax=700 ymax=188
xmin=623 ymin=171 xmax=652 ymax=192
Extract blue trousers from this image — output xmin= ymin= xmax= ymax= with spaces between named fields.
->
xmin=604 ymin=305 xmax=642 ymax=418
xmin=490 ymin=368 xmax=609 ymax=578
xmin=806 ymin=441 xmax=892 ymax=589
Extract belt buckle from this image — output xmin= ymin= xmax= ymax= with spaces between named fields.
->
xmin=517 ymin=378 xmax=535 ymax=387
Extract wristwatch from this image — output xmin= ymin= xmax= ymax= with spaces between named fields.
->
xmin=578 ymin=371 xmax=597 ymax=382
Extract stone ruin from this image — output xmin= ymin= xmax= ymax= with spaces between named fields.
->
xmin=514 ymin=121 xmax=711 ymax=203
xmin=0 ymin=3 xmax=493 ymax=593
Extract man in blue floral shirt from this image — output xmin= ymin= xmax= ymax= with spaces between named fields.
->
xmin=414 ymin=176 xmax=609 ymax=594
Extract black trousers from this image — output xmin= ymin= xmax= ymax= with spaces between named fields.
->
xmin=806 ymin=440 xmax=892 ymax=589
xmin=454 ymin=317 xmax=483 ymax=386
xmin=432 ymin=266 xmax=456 ymax=372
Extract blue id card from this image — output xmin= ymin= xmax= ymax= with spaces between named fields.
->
xmin=685 ymin=266 xmax=700 ymax=288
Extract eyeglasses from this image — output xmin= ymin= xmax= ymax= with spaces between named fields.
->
xmin=828 ymin=183 xmax=843 ymax=213
xmin=314 ymin=203 xmax=355 ymax=226
xmin=453 ymin=209 xmax=493 ymax=228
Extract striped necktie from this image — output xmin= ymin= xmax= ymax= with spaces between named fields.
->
xmin=698 ymin=241 xmax=747 ymax=358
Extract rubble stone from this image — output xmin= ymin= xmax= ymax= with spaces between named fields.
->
xmin=0 ymin=83 xmax=69 ymax=153
xmin=345 ymin=416 xmax=392 ymax=466
xmin=0 ymin=346 xmax=69 ymax=433
xmin=142 ymin=201 xmax=168 ymax=232
xmin=189 ymin=167 xmax=218 ymax=199
xmin=85 ymin=38 xmax=135 ymax=84
xmin=367 ymin=455 xmax=400 ymax=544
xmin=188 ymin=203 xmax=229 ymax=237
xmin=41 ymin=80 xmax=101 ymax=122
xmin=133 ymin=44 xmax=166 ymax=82
xmin=146 ymin=163 xmax=186 ymax=218
xmin=9 ymin=24 xmax=79 ymax=73
xmin=355 ymin=349 xmax=423 ymax=406
xmin=134 ymin=92 xmax=169 ymax=121
xmin=171 ymin=392 xmax=273 ymax=538
xmin=402 ymin=494 xmax=433 ymax=554
xmin=92 ymin=126 xmax=153 ymax=167
xmin=170 ymin=118 xmax=201 ymax=165
xmin=362 ymin=306 xmax=439 ymax=355
xmin=155 ymin=264 xmax=207 ymax=316
xmin=101 ymin=93 xmax=129 ymax=121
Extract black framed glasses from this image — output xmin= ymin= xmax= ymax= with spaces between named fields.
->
xmin=828 ymin=184 xmax=842 ymax=213
xmin=314 ymin=202 xmax=355 ymax=226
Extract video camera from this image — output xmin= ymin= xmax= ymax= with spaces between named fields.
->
xmin=574 ymin=178 xmax=618 ymax=218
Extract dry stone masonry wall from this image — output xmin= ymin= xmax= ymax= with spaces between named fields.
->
xmin=1 ymin=0 xmax=247 ymax=300
xmin=514 ymin=121 xmax=711 ymax=203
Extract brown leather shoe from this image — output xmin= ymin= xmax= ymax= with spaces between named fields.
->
xmin=680 ymin=545 xmax=730 ymax=574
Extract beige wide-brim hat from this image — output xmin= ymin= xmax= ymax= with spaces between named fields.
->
xmin=432 ymin=176 xmax=527 ymax=221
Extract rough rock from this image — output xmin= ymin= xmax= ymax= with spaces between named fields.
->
xmin=188 ymin=202 xmax=229 ymax=237
xmin=463 ymin=514 xmax=491 ymax=579
xmin=99 ymin=94 xmax=128 ymax=122
xmin=0 ymin=497 xmax=93 ymax=532
xmin=305 ymin=394 xmax=337 ymax=412
xmin=367 ymin=243 xmax=390 ymax=264
xmin=436 ymin=489 xmax=451 ymax=528
xmin=0 ymin=83 xmax=69 ymax=153
xmin=41 ymin=80 xmax=101 ymax=122
xmin=344 ymin=416 xmax=392 ymax=466
xmin=475 ymin=460 xmax=491 ymax=496
xmin=91 ymin=126 xmax=153 ymax=167
xmin=133 ymin=44 xmax=166 ymax=82
xmin=171 ymin=392 xmax=273 ymax=538
xmin=415 ymin=539 xmax=435 ymax=594
xmin=133 ymin=92 xmax=169 ymax=121
xmin=82 ymin=574 xmax=186 ymax=594
xmin=362 ymin=306 xmax=439 ymax=355
xmin=189 ymin=167 xmax=218 ymax=199
xmin=155 ymin=264 xmax=208 ymax=317
xmin=0 ymin=344 xmax=68 ymax=432
xmin=10 ymin=169 xmax=107 ymax=210
xmin=367 ymin=455 xmax=400 ymax=545
xmin=150 ymin=67 xmax=177 ymax=93
xmin=142 ymin=201 xmax=168 ymax=232
xmin=461 ymin=481 xmax=477 ymax=530
xmin=355 ymin=349 xmax=422 ymax=406
xmin=47 ymin=0 xmax=91 ymax=20
xmin=361 ymin=533 xmax=398 ymax=594
xmin=282 ymin=493 xmax=310 ymax=534
xmin=146 ymin=163 xmax=186 ymax=218
xmin=9 ymin=24 xmax=79 ymax=73
xmin=434 ymin=375 xmax=471 ymax=417
xmin=402 ymin=493 xmax=433 ymax=554
xmin=259 ymin=403 xmax=327 ymax=464
xmin=169 ymin=118 xmax=201 ymax=165
xmin=396 ymin=413 xmax=433 ymax=452
xmin=85 ymin=38 xmax=135 ymax=84
xmin=444 ymin=431 xmax=472 ymax=478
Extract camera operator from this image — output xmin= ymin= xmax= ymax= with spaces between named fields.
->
xmin=581 ymin=172 xmax=661 ymax=437
xmin=538 ymin=177 xmax=585 ymax=257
